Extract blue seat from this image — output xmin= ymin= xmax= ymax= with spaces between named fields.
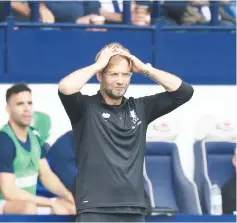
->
xmin=193 ymin=116 xmax=236 ymax=214
xmin=36 ymin=156 xmax=56 ymax=198
xmin=144 ymin=120 xmax=201 ymax=214
xmin=36 ymin=131 xmax=76 ymax=198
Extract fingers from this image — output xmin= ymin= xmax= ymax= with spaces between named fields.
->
xmin=99 ymin=46 xmax=114 ymax=56
xmin=100 ymin=46 xmax=121 ymax=58
xmin=118 ymin=50 xmax=134 ymax=60
xmin=105 ymin=45 xmax=119 ymax=54
xmin=100 ymin=46 xmax=134 ymax=61
xmin=111 ymin=51 xmax=122 ymax=57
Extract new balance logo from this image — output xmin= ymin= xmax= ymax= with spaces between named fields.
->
xmin=102 ymin=113 xmax=110 ymax=119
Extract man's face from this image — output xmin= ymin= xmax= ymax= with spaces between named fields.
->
xmin=6 ymin=91 xmax=33 ymax=127
xmin=99 ymin=58 xmax=132 ymax=100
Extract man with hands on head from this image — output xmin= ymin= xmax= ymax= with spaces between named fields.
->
xmin=58 ymin=43 xmax=194 ymax=222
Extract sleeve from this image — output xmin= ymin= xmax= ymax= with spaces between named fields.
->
xmin=0 ymin=132 xmax=15 ymax=173
xmin=138 ymin=81 xmax=194 ymax=124
xmin=58 ymin=90 xmax=89 ymax=125
xmin=40 ymin=143 xmax=47 ymax=159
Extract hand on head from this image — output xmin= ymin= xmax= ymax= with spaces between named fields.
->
xmin=95 ymin=46 xmax=122 ymax=72
xmin=95 ymin=45 xmax=146 ymax=74
xmin=118 ymin=49 xmax=146 ymax=73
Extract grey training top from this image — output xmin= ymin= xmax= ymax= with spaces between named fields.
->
xmin=58 ymin=81 xmax=194 ymax=214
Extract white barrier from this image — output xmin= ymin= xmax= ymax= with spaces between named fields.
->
xmin=0 ymin=84 xmax=236 ymax=180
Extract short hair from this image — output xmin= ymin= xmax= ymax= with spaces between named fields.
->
xmin=6 ymin=83 xmax=31 ymax=103
xmin=95 ymin=43 xmax=131 ymax=73
xmin=95 ymin=42 xmax=130 ymax=62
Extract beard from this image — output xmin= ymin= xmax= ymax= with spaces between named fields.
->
xmin=17 ymin=120 xmax=31 ymax=128
xmin=13 ymin=116 xmax=31 ymax=128
xmin=104 ymin=87 xmax=127 ymax=100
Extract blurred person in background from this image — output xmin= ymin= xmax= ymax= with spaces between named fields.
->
xmin=0 ymin=1 xmax=54 ymax=23
xmin=221 ymin=150 xmax=236 ymax=214
xmin=96 ymin=0 xmax=123 ymax=23
xmin=161 ymin=1 xmax=206 ymax=25
xmin=184 ymin=0 xmax=235 ymax=25
xmin=161 ymin=0 xmax=235 ymax=26
xmin=58 ymin=42 xmax=193 ymax=222
xmin=0 ymin=83 xmax=75 ymax=215
xmin=92 ymin=0 xmax=151 ymax=25
xmin=190 ymin=0 xmax=236 ymax=25
xmin=45 ymin=1 xmax=105 ymax=25
xmin=0 ymin=1 xmax=105 ymax=26
xmin=223 ymin=0 xmax=236 ymax=19
xmin=132 ymin=3 xmax=151 ymax=26
xmin=219 ymin=0 xmax=236 ymax=25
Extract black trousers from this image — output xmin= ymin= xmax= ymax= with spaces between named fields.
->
xmin=76 ymin=212 xmax=145 ymax=222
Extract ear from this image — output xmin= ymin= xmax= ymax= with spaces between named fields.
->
xmin=96 ymin=73 xmax=102 ymax=83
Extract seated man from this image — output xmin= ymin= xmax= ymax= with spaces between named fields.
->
xmin=219 ymin=0 xmax=236 ymax=25
xmin=221 ymin=150 xmax=236 ymax=214
xmin=45 ymin=1 xmax=104 ymax=25
xmin=161 ymin=1 xmax=206 ymax=25
xmin=0 ymin=1 xmax=54 ymax=23
xmin=0 ymin=83 xmax=75 ymax=215
xmin=96 ymin=0 xmax=151 ymax=25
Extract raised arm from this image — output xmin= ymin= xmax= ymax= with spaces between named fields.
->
xmin=58 ymin=46 xmax=121 ymax=95
xmin=119 ymin=49 xmax=183 ymax=91
xmin=119 ymin=50 xmax=194 ymax=123
xmin=11 ymin=2 xmax=31 ymax=18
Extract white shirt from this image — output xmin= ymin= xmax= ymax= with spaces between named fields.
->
xmin=99 ymin=0 xmax=123 ymax=13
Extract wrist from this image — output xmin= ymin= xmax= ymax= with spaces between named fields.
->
xmin=49 ymin=199 xmax=54 ymax=207
xmin=142 ymin=63 xmax=152 ymax=76
xmin=93 ymin=62 xmax=105 ymax=73
xmin=49 ymin=198 xmax=56 ymax=207
xmin=24 ymin=8 xmax=31 ymax=17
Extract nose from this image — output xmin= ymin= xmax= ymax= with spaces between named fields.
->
xmin=24 ymin=104 xmax=31 ymax=112
xmin=116 ymin=73 xmax=124 ymax=84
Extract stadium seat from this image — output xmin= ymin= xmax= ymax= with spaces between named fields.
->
xmin=32 ymin=111 xmax=52 ymax=145
xmin=193 ymin=115 xmax=236 ymax=214
xmin=36 ymin=155 xmax=56 ymax=199
xmin=144 ymin=120 xmax=202 ymax=214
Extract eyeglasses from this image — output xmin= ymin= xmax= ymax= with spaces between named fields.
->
xmin=105 ymin=72 xmax=133 ymax=79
